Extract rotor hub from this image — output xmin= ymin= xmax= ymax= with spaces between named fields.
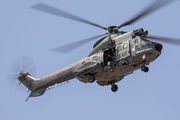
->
xmin=107 ymin=26 xmax=119 ymax=34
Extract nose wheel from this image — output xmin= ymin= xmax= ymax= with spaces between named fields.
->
xmin=111 ymin=83 xmax=118 ymax=92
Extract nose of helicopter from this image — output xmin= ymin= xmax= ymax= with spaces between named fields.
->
xmin=154 ymin=43 xmax=163 ymax=52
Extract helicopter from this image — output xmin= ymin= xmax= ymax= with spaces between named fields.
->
xmin=7 ymin=0 xmax=180 ymax=101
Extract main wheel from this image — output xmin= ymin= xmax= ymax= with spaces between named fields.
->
xmin=111 ymin=84 xmax=118 ymax=92
xmin=88 ymin=75 xmax=95 ymax=83
xmin=141 ymin=66 xmax=149 ymax=73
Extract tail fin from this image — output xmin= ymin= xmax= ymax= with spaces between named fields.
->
xmin=18 ymin=72 xmax=37 ymax=91
xmin=18 ymin=72 xmax=47 ymax=101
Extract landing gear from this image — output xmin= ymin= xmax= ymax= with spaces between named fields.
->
xmin=111 ymin=83 xmax=118 ymax=92
xmin=88 ymin=75 xmax=95 ymax=83
xmin=141 ymin=66 xmax=149 ymax=73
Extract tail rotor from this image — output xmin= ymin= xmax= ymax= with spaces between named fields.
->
xmin=7 ymin=56 xmax=36 ymax=91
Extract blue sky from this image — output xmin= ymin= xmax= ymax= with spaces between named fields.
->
xmin=1 ymin=0 xmax=180 ymax=120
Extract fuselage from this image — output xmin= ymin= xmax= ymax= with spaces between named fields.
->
xmin=35 ymin=29 xmax=162 ymax=89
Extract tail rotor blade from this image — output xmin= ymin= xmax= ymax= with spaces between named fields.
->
xmin=26 ymin=64 xmax=36 ymax=77
xmin=21 ymin=56 xmax=34 ymax=71
xmin=7 ymin=74 xmax=19 ymax=88
xmin=8 ymin=58 xmax=21 ymax=73
xmin=14 ymin=81 xmax=24 ymax=91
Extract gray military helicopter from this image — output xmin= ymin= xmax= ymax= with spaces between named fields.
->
xmin=7 ymin=0 xmax=180 ymax=101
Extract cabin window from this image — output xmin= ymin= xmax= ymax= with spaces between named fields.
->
xmin=117 ymin=45 xmax=122 ymax=51
xmin=92 ymin=56 xmax=97 ymax=61
xmin=135 ymin=39 xmax=139 ymax=44
xmin=123 ymin=43 xmax=128 ymax=49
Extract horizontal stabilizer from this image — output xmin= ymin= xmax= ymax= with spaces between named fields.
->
xmin=25 ymin=88 xmax=47 ymax=101
xmin=29 ymin=88 xmax=47 ymax=97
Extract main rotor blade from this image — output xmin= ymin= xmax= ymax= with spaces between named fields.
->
xmin=31 ymin=3 xmax=107 ymax=30
xmin=118 ymin=0 xmax=175 ymax=29
xmin=51 ymin=33 xmax=108 ymax=53
xmin=147 ymin=35 xmax=180 ymax=45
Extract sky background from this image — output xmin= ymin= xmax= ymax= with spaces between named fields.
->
xmin=1 ymin=0 xmax=180 ymax=120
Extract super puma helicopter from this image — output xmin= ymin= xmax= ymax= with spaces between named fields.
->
xmin=7 ymin=0 xmax=180 ymax=101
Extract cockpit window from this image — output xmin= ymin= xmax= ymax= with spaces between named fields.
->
xmin=82 ymin=61 xmax=85 ymax=64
